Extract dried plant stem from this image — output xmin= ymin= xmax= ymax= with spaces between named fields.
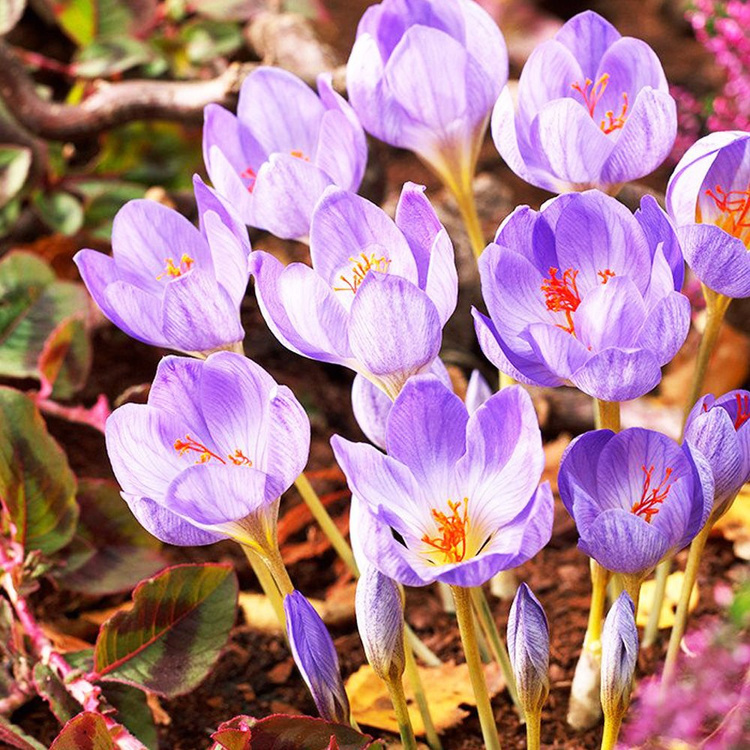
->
xmin=600 ymin=714 xmax=623 ymax=750
xmin=294 ymin=473 xmax=359 ymax=578
xmin=241 ymin=544 xmax=286 ymax=629
xmin=451 ymin=586 xmax=502 ymax=750
xmin=403 ymin=642 xmax=443 ymax=750
xmin=662 ymin=521 xmax=712 ymax=687
xmin=384 ymin=675 xmax=419 ymax=750
xmin=641 ymin=559 xmax=671 ymax=647
xmin=470 ymin=587 xmax=522 ymax=714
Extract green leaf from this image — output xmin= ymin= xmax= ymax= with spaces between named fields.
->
xmin=38 ymin=315 xmax=92 ymax=400
xmin=0 ymin=146 xmax=31 ymax=207
xmin=211 ymin=714 xmax=384 ymax=750
xmin=74 ymin=36 xmax=153 ymax=77
xmin=180 ymin=19 xmax=243 ymax=64
xmin=56 ymin=479 xmax=166 ymax=596
xmin=32 ymin=663 xmax=83 ymax=723
xmin=53 ymin=0 xmax=97 ymax=46
xmin=0 ymin=387 xmax=78 ymax=555
xmin=93 ymin=563 xmax=238 ymax=697
xmin=33 ymin=191 xmax=84 ymax=235
xmin=49 ymin=712 xmax=115 ymax=750
xmin=0 ymin=0 xmax=27 ymax=35
xmin=102 ymin=683 xmax=158 ymax=750
xmin=191 ymin=0 xmax=264 ymax=21
xmin=0 ymin=715 xmax=47 ymax=750
xmin=0 ymin=250 xmax=89 ymax=380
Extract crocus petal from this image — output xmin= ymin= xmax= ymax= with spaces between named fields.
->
xmin=521 ymin=323 xmax=591 ymax=381
xmin=162 ymin=270 xmax=244 ymax=352
xmin=348 ymin=274 xmax=441 ymax=398
xmin=554 ymin=10 xmax=621 ymax=77
xmin=251 ymin=153 xmax=334 ymax=241
xmin=424 ymin=229 xmax=458 ymax=326
xmin=148 ymin=356 xmax=210 ymax=437
xmin=203 ymin=143 xmax=254 ymax=225
xmin=101 ymin=281 xmax=168 ymax=348
xmin=74 ymin=250 xmax=131 ymax=333
xmin=579 ymin=508 xmax=668 ymax=574
xmin=314 ymin=109 xmax=366 ymax=190
xmin=124 ymin=494 xmax=225 ymax=546
xmin=600 ymin=88 xmax=676 ymax=186
xmin=385 ymin=375 xmax=468 ymax=493
xmin=458 ymin=0 xmax=508 ymax=85
xmin=570 ymin=348 xmax=662 ymax=401
xmin=601 ymin=592 xmax=638 ymax=716
xmin=635 ymin=194 xmax=684 ymax=291
xmin=203 ymin=104 xmax=251 ymax=177
xmin=677 ymin=224 xmax=750 ymax=298
xmin=465 ymin=370 xmax=492 ymax=414
xmin=558 ymin=429 xmax=615 ymax=516
xmin=395 ymin=182 xmax=443 ymax=286
xmin=495 ymin=206 xmax=557 ymax=275
xmin=636 ymin=291 xmax=690 ymax=366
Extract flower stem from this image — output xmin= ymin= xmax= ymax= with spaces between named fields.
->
xmin=240 ymin=544 xmax=286 ymax=629
xmin=295 ymin=473 xmax=359 ymax=578
xmin=594 ymin=399 xmax=621 ymax=432
xmin=619 ymin=573 xmax=644 ymax=614
xmin=403 ymin=644 xmax=442 ymax=750
xmin=453 ymin=179 xmax=486 ymax=260
xmin=600 ymin=714 xmax=623 ymax=750
xmin=662 ymin=521 xmax=711 ymax=687
xmin=470 ymin=587 xmax=522 ymax=714
xmin=451 ymin=586 xmax=502 ymax=750
xmin=525 ymin=710 xmax=542 ymax=750
xmin=262 ymin=545 xmax=295 ymax=597
xmin=384 ymin=675 xmax=419 ymax=750
xmin=682 ymin=286 xmax=731 ymax=430
xmin=641 ymin=559 xmax=671 ymax=648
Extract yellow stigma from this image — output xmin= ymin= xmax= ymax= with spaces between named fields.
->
xmin=333 ymin=252 xmax=391 ymax=294
xmin=421 ymin=498 xmax=470 ymax=564
xmin=173 ymin=435 xmax=253 ymax=467
xmin=157 ymin=254 xmax=194 ymax=281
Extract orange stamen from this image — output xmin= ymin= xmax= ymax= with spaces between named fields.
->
xmin=228 ymin=449 xmax=253 ymax=466
xmin=598 ymin=269 xmax=616 ymax=284
xmin=571 ymin=74 xmax=628 ymax=133
xmin=174 ymin=435 xmax=253 ymax=467
xmin=422 ymin=498 xmax=469 ymax=564
xmin=541 ymin=267 xmax=581 ymax=335
xmin=734 ymin=393 xmax=750 ymax=430
xmin=333 ymin=252 xmax=391 ymax=294
xmin=631 ymin=465 xmax=674 ymax=523
xmin=705 ymin=185 xmax=750 ymax=242
xmin=156 ymin=254 xmax=194 ymax=281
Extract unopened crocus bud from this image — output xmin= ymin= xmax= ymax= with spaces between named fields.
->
xmin=601 ymin=592 xmax=638 ymax=720
xmin=356 ymin=566 xmax=406 ymax=684
xmin=507 ymin=583 xmax=550 ymax=716
xmin=284 ymin=592 xmax=350 ymax=724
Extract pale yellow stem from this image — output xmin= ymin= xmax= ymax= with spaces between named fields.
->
xmin=642 ymin=559 xmax=671 ymax=648
xmin=384 ymin=676 xmax=418 ymax=750
xmin=600 ymin=714 xmax=624 ymax=750
xmin=240 ymin=544 xmax=286 ymax=629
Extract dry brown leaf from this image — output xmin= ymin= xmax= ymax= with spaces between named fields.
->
xmin=712 ymin=485 xmax=750 ymax=560
xmin=40 ymin=624 xmax=93 ymax=653
xmin=542 ymin=434 xmax=570 ymax=493
xmin=80 ymin=601 xmax=134 ymax=627
xmin=636 ymin=571 xmax=699 ymax=629
xmin=346 ymin=660 xmax=504 ymax=736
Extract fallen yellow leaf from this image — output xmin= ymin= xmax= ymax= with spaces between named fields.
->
xmin=346 ymin=660 xmax=504 ymax=736
xmin=712 ymin=484 xmax=750 ymax=560
xmin=637 ymin=571 xmax=699 ymax=629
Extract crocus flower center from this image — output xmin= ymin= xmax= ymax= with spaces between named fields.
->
xmin=703 ymin=185 xmax=750 ymax=246
xmin=333 ymin=252 xmax=392 ymax=294
xmin=541 ymin=267 xmax=616 ymax=336
xmin=421 ymin=498 xmax=470 ymax=564
xmin=174 ymin=434 xmax=253 ymax=466
xmin=733 ymin=393 xmax=750 ymax=430
xmin=156 ymin=254 xmax=194 ymax=280
xmin=571 ymin=74 xmax=629 ymax=134
xmin=631 ymin=464 xmax=674 ymax=523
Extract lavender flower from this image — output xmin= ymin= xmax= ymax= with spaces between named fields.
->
xmin=332 ymin=375 xmax=553 ymax=587
xmin=355 ymin=566 xmax=406 ymax=683
xmin=347 ymin=0 xmax=507 ymax=186
xmin=250 ymin=183 xmax=457 ymax=399
xmin=684 ymin=390 xmax=750 ymax=518
xmin=492 ymin=10 xmax=676 ymax=193
xmin=75 ymin=178 xmax=250 ymax=354
xmin=666 ymin=131 xmax=750 ymax=298
xmin=558 ymin=428 xmax=714 ymax=576
xmin=285 ymin=591 xmax=350 ymax=724
xmin=465 ymin=369 xmax=493 ymax=415
xmin=473 ymin=191 xmax=689 ymax=401
xmin=601 ymin=592 xmax=638 ymax=718
xmin=507 ymin=583 xmax=550 ymax=716
xmin=203 ymin=67 xmax=367 ymax=240
xmin=105 ymin=353 xmax=310 ymax=550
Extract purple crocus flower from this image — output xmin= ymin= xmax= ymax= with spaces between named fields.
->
xmin=105 ymin=353 xmax=310 ymax=549
xmin=684 ymin=390 xmax=750 ymax=517
xmin=558 ymin=427 xmax=714 ymax=576
xmin=465 ymin=369 xmax=493 ymax=415
xmin=203 ymin=67 xmax=367 ymax=240
xmin=331 ymin=375 xmax=553 ymax=587
xmin=507 ymin=583 xmax=549 ymax=716
xmin=347 ymin=0 xmax=507 ymax=186
xmin=250 ymin=183 xmax=457 ymax=399
xmin=601 ymin=592 xmax=638 ymax=718
xmin=473 ymin=191 xmax=690 ymax=402
xmin=492 ymin=10 xmax=676 ymax=193
xmin=285 ymin=591 xmax=351 ymax=724
xmin=666 ymin=131 xmax=750 ymax=298
xmin=75 ymin=177 xmax=250 ymax=354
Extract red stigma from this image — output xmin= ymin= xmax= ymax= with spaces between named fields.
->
xmin=705 ymin=185 xmax=750 ymax=239
xmin=541 ymin=267 xmax=581 ymax=335
xmin=240 ymin=167 xmax=256 ymax=193
xmin=422 ymin=498 xmax=469 ymax=564
xmin=734 ymin=393 xmax=750 ymax=430
xmin=598 ymin=269 xmax=616 ymax=284
xmin=571 ymin=74 xmax=628 ymax=134
xmin=631 ymin=465 xmax=674 ymax=523
xmin=174 ymin=435 xmax=253 ymax=467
